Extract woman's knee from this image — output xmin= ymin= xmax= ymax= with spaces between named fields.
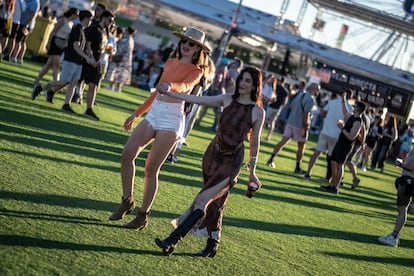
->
xmin=121 ymin=148 xmax=137 ymax=164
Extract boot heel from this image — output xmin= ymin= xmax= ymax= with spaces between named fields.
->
xmin=124 ymin=210 xmax=150 ymax=230
xmin=196 ymin=238 xmax=219 ymax=257
xmin=109 ymin=196 xmax=135 ymax=221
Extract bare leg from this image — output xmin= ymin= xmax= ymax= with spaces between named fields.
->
xmin=296 ymin=141 xmax=306 ymax=165
xmin=272 ymin=136 xmax=290 ymax=155
xmin=86 ymin=83 xmax=97 ymax=109
xmin=34 ymin=57 xmax=53 ymax=84
xmin=193 ymin=177 xmax=230 ymax=211
xmin=394 ymin=205 xmax=408 ymax=233
xmin=140 ymin=129 xmax=178 ymax=212
xmin=51 ymin=55 xmax=61 ymax=81
xmin=64 ymin=79 xmax=79 ymax=104
xmin=306 ymin=150 xmax=322 ymax=176
xmin=120 ymin=120 xmax=156 ymax=199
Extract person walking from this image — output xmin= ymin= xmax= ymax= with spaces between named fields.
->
xmin=304 ymin=89 xmax=353 ymax=181
xmin=155 ymin=66 xmax=265 ymax=257
xmin=31 ymin=10 xmax=95 ymax=110
xmin=8 ymin=0 xmax=39 ymax=64
xmin=378 ymin=148 xmax=414 ymax=247
xmin=32 ymin=8 xmax=79 ymax=93
xmin=321 ymin=95 xmax=366 ymax=194
xmin=80 ymin=10 xmax=115 ymax=121
xmin=265 ymin=76 xmax=289 ymax=141
xmin=106 ymin=26 xmax=136 ymax=93
xmin=371 ymin=115 xmax=398 ymax=173
xmin=266 ymin=82 xmax=320 ymax=174
xmin=108 ymin=27 xmax=210 ymax=231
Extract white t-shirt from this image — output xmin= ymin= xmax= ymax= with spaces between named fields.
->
xmin=262 ymin=83 xmax=274 ymax=100
xmin=320 ymin=97 xmax=354 ymax=138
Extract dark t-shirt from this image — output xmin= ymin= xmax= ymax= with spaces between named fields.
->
xmin=337 ymin=115 xmax=362 ymax=146
xmin=64 ymin=24 xmax=85 ymax=65
xmin=85 ymin=22 xmax=107 ymax=61
xmin=269 ymin=84 xmax=288 ymax=109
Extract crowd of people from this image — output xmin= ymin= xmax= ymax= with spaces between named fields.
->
xmin=1 ymin=2 xmax=413 ymax=254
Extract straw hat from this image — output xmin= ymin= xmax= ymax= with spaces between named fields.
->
xmin=173 ymin=27 xmax=210 ymax=52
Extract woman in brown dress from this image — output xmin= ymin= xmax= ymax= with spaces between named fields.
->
xmin=155 ymin=66 xmax=265 ymax=257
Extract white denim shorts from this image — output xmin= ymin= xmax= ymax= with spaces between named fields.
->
xmin=144 ymin=99 xmax=185 ymax=136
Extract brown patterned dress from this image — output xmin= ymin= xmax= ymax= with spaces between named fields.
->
xmin=191 ymin=99 xmax=255 ymax=240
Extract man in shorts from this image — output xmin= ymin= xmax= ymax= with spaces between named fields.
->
xmin=304 ymin=88 xmax=353 ymax=181
xmin=267 ymin=82 xmax=320 ymax=174
xmin=81 ymin=10 xmax=114 ymax=121
xmin=378 ymin=149 xmax=414 ymax=247
xmin=321 ymin=99 xmax=366 ymax=194
xmin=31 ymin=10 xmax=95 ymax=113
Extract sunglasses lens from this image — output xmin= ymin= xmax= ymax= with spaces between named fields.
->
xmin=181 ymin=39 xmax=196 ymax=47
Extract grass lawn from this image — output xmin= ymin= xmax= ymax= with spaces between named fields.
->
xmin=0 ymin=60 xmax=413 ymax=275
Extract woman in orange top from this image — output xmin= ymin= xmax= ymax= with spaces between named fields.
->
xmin=109 ymin=27 xmax=210 ymax=230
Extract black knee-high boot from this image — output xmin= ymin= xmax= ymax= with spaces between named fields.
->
xmin=155 ymin=209 xmax=204 ymax=256
xmin=196 ymin=238 xmax=219 ymax=257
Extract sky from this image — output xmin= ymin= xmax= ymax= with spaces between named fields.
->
xmin=229 ymin=0 xmax=413 ymax=72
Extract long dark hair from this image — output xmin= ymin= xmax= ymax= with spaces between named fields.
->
xmin=64 ymin=8 xmax=79 ymax=18
xmin=232 ymin=67 xmax=263 ymax=107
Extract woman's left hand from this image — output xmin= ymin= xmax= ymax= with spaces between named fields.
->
xmin=249 ymin=174 xmax=262 ymax=189
xmin=124 ymin=114 xmax=137 ymax=131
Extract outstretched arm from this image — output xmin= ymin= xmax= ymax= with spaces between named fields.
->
xmin=249 ymin=106 xmax=265 ymax=186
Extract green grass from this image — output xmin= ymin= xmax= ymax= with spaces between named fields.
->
xmin=0 ymin=60 xmax=413 ymax=275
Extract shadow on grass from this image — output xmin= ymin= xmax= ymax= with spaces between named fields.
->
xmin=0 ymin=191 xmax=117 ymax=212
xmin=0 ymin=65 xmax=37 ymax=87
xmin=2 ymin=148 xmax=120 ymax=173
xmin=0 ymin=234 xmax=157 ymax=254
xmin=322 ymin=252 xmax=414 ymax=267
xmin=224 ymin=216 xmax=414 ymax=249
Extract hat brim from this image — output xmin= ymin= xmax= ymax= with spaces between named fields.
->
xmin=172 ymin=32 xmax=211 ymax=52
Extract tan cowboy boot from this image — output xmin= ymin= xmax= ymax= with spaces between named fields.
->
xmin=109 ymin=196 xmax=135 ymax=221
xmin=123 ymin=210 xmax=150 ymax=230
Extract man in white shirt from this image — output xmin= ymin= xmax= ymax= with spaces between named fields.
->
xmin=304 ymin=88 xmax=353 ymax=181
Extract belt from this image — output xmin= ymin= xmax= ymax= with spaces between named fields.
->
xmin=214 ymin=139 xmax=243 ymax=156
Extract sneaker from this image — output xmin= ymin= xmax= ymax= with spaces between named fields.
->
xmin=83 ymin=109 xmax=100 ymax=121
xmin=351 ymin=178 xmax=360 ymax=189
xmin=45 ymin=90 xmax=54 ymax=104
xmin=339 ymin=181 xmax=344 ymax=187
xmin=380 ymin=167 xmax=384 ymax=174
xmin=165 ymin=154 xmax=174 ymax=164
xmin=304 ymin=173 xmax=311 ymax=181
xmin=62 ymin=104 xmax=76 ymax=114
xmin=267 ymin=159 xmax=275 ymax=168
xmin=31 ymin=84 xmax=43 ymax=100
xmin=294 ymin=168 xmax=306 ymax=174
xmin=172 ymin=156 xmax=178 ymax=163
xmin=361 ymin=166 xmax=367 ymax=172
xmin=378 ymin=233 xmax=399 ymax=247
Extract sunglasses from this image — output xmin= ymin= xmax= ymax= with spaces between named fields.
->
xmin=181 ymin=39 xmax=196 ymax=47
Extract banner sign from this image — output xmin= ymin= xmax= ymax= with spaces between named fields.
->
xmin=314 ymin=62 xmax=412 ymax=116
